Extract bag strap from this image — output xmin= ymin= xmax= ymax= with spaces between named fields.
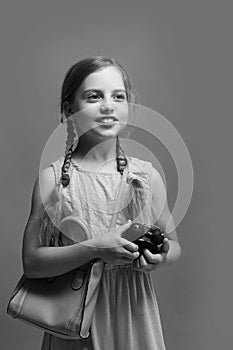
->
xmin=109 ymin=163 xmax=129 ymax=229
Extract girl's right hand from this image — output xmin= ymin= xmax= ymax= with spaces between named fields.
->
xmin=90 ymin=220 xmax=140 ymax=265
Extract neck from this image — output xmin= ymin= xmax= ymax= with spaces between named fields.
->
xmin=73 ymin=135 xmax=117 ymax=164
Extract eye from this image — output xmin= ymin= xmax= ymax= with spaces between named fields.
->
xmin=113 ymin=93 xmax=126 ymax=101
xmin=86 ymin=93 xmax=101 ymax=102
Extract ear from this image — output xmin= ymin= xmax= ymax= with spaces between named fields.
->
xmin=63 ymin=101 xmax=74 ymax=118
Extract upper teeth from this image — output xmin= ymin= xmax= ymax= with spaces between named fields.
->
xmin=100 ymin=118 xmax=115 ymax=123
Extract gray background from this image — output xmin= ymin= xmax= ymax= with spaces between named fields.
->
xmin=1 ymin=1 xmax=232 ymax=349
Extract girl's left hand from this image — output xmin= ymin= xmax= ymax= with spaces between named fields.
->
xmin=133 ymin=238 xmax=169 ymax=272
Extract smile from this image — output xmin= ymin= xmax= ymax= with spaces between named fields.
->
xmin=96 ymin=117 xmax=118 ymax=124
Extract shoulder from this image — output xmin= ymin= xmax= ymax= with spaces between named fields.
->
xmin=150 ymin=166 xmax=167 ymax=207
xmin=128 ymin=156 xmax=153 ymax=175
xmin=128 ymin=156 xmax=160 ymax=192
xmin=30 ymin=157 xmax=63 ymax=216
xmin=151 ymin=167 xmax=166 ymax=189
xmin=129 ymin=157 xmax=167 ymax=195
xmin=30 ymin=168 xmax=54 ymax=215
xmin=128 ymin=156 xmax=165 ymax=181
xmin=39 ymin=166 xmax=56 ymax=202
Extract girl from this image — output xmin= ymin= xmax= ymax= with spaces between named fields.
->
xmin=22 ymin=56 xmax=181 ymax=350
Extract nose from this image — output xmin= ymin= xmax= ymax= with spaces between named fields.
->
xmin=100 ymin=100 xmax=114 ymax=114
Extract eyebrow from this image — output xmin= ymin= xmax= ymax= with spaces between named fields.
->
xmin=82 ymin=89 xmax=127 ymax=94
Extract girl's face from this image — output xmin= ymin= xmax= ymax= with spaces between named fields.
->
xmin=71 ymin=66 xmax=129 ymax=141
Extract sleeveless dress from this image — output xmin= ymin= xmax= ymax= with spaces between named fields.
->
xmin=40 ymin=156 xmax=166 ymax=350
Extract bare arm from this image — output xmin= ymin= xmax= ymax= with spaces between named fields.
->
xmin=22 ymin=167 xmax=139 ymax=278
xmin=134 ymin=167 xmax=181 ymax=271
xmin=151 ymin=167 xmax=181 ymax=265
xmin=22 ymin=167 xmax=99 ymax=278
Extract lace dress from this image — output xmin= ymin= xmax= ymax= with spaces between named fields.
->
xmin=41 ymin=156 xmax=166 ymax=350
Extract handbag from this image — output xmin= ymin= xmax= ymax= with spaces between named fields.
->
xmin=7 ymin=166 xmax=129 ymax=340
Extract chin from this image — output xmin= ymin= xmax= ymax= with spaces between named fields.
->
xmin=83 ymin=130 xmax=117 ymax=142
xmin=97 ymin=131 xmax=119 ymax=140
xmin=95 ymin=127 xmax=123 ymax=139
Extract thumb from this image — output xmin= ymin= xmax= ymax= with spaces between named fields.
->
xmin=118 ymin=220 xmax=132 ymax=236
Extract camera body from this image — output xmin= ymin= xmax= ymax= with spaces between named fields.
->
xmin=122 ymin=223 xmax=165 ymax=254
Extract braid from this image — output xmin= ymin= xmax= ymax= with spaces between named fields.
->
xmin=116 ymin=135 xmax=127 ymax=175
xmin=61 ymin=146 xmax=73 ymax=187
xmin=65 ymin=117 xmax=76 ymax=151
xmin=39 ymin=119 xmax=75 ymax=246
xmin=61 ymin=118 xmax=76 ymax=187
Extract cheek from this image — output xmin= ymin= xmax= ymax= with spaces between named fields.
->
xmin=72 ymin=105 xmax=97 ymax=132
xmin=118 ymin=103 xmax=129 ymax=122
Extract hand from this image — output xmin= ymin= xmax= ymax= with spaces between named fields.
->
xmin=133 ymin=238 xmax=169 ymax=272
xmin=92 ymin=221 xmax=140 ymax=265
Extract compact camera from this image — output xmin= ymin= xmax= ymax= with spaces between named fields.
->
xmin=122 ymin=223 xmax=165 ymax=254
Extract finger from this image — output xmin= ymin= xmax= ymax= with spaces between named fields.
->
xmin=122 ymin=239 xmax=139 ymax=252
xmin=122 ymin=250 xmax=140 ymax=260
xmin=135 ymin=258 xmax=141 ymax=268
xmin=133 ymin=257 xmax=142 ymax=270
xmin=139 ymin=254 xmax=149 ymax=268
xmin=162 ymin=238 xmax=169 ymax=253
xmin=143 ymin=249 xmax=163 ymax=264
